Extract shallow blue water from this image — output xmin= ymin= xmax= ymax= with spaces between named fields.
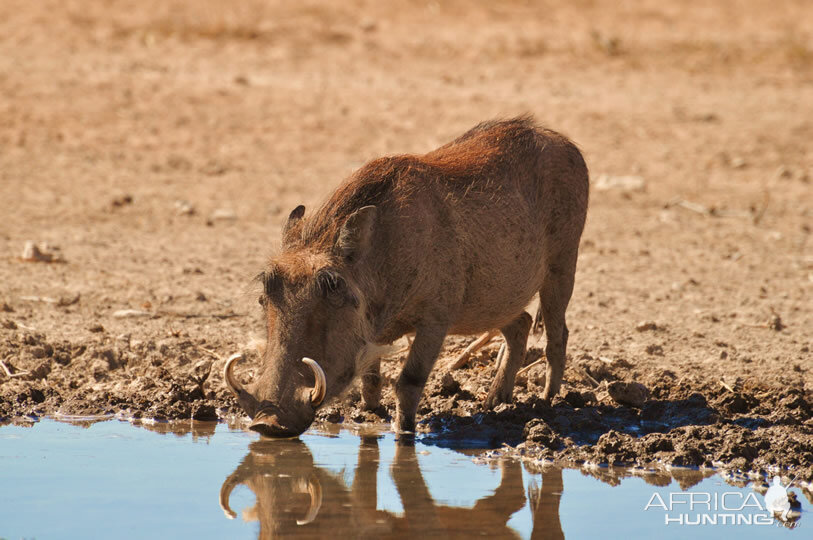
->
xmin=0 ymin=419 xmax=807 ymax=539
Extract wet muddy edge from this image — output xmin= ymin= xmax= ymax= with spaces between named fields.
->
xmin=1 ymin=329 xmax=810 ymax=495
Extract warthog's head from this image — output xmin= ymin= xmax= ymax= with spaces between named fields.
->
xmin=225 ymin=204 xmax=379 ymax=437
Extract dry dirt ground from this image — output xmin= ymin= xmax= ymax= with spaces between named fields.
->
xmin=1 ymin=1 xmax=811 ymax=488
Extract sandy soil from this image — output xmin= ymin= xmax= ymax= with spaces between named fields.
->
xmin=1 ymin=1 xmax=811 ymax=485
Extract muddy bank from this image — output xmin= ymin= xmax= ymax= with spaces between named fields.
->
xmin=1 ymin=328 xmax=810 ymax=487
xmin=334 ymin=339 xmax=813 ymax=487
xmin=0 ymin=330 xmax=234 ymax=423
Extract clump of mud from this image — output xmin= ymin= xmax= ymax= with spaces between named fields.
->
xmin=1 ymin=330 xmax=811 ymax=487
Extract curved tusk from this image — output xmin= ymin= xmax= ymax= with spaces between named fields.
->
xmin=302 ymin=357 xmax=326 ymax=406
xmin=296 ymin=475 xmax=323 ymax=525
xmin=218 ymin=473 xmax=240 ymax=520
xmin=224 ymin=353 xmax=245 ymax=396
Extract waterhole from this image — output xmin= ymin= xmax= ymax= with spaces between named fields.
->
xmin=0 ymin=419 xmax=807 ymax=538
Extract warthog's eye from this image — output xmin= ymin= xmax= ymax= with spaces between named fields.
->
xmin=257 ymin=271 xmax=281 ymax=296
xmin=255 ymin=271 xmax=282 ymax=307
xmin=316 ymin=269 xmax=343 ymax=295
xmin=316 ymin=269 xmax=358 ymax=309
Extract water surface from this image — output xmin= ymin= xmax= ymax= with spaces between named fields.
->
xmin=0 ymin=419 xmax=807 ymax=539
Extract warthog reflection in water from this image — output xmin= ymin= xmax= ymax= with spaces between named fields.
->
xmin=219 ymin=437 xmax=564 ymax=539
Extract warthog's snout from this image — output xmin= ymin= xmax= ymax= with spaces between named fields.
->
xmin=225 ymin=353 xmax=325 ymax=438
xmin=249 ymin=410 xmax=308 ymax=438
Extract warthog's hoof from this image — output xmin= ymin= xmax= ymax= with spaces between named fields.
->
xmin=392 ymin=413 xmax=416 ymax=434
xmin=361 ymin=397 xmax=380 ymax=411
xmin=541 ymin=385 xmax=560 ymax=402
xmin=484 ymin=387 xmax=513 ymax=410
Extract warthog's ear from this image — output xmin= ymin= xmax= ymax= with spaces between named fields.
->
xmin=282 ymin=205 xmax=306 ymax=244
xmin=336 ymin=205 xmax=377 ymax=263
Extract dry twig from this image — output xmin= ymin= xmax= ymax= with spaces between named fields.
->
xmin=671 ymin=198 xmax=711 ymax=216
xmin=195 ymin=345 xmax=224 ymax=362
xmin=0 ymin=359 xmax=29 ymax=379
xmin=516 ymin=358 xmax=545 ymax=377
xmin=19 ymin=294 xmax=80 ymax=307
xmin=449 ymin=330 xmax=499 ymax=370
xmin=578 ymin=367 xmax=601 ymax=388
xmin=667 ymin=198 xmax=751 ymax=219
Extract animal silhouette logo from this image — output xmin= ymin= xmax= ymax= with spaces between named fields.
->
xmin=763 ymin=476 xmax=801 ymax=522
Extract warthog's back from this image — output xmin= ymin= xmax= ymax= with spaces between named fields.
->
xmin=295 ymin=115 xmax=588 ymax=337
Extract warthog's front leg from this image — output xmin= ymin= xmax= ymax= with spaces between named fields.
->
xmin=360 ymin=359 xmax=382 ymax=411
xmin=394 ymin=326 xmax=447 ymax=433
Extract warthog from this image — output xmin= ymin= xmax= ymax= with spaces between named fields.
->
xmin=225 ymin=115 xmax=588 ymax=436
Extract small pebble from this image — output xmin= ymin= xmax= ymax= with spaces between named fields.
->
xmin=112 ymin=309 xmax=152 ymax=318
xmin=21 ymin=241 xmax=62 ymax=263
xmin=174 ymin=200 xmax=196 ymax=216
xmin=111 ymin=194 xmax=133 ymax=207
xmin=635 ymin=321 xmax=658 ymax=332
xmin=645 ymin=344 xmax=664 ymax=356
xmin=209 ymin=208 xmax=237 ymax=221
xmin=360 ymin=19 xmax=378 ymax=32
xmin=594 ymin=174 xmax=646 ymax=192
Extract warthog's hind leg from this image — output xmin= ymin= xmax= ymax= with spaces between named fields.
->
xmin=539 ymin=256 xmax=576 ymax=401
xmin=485 ymin=311 xmax=533 ymax=408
